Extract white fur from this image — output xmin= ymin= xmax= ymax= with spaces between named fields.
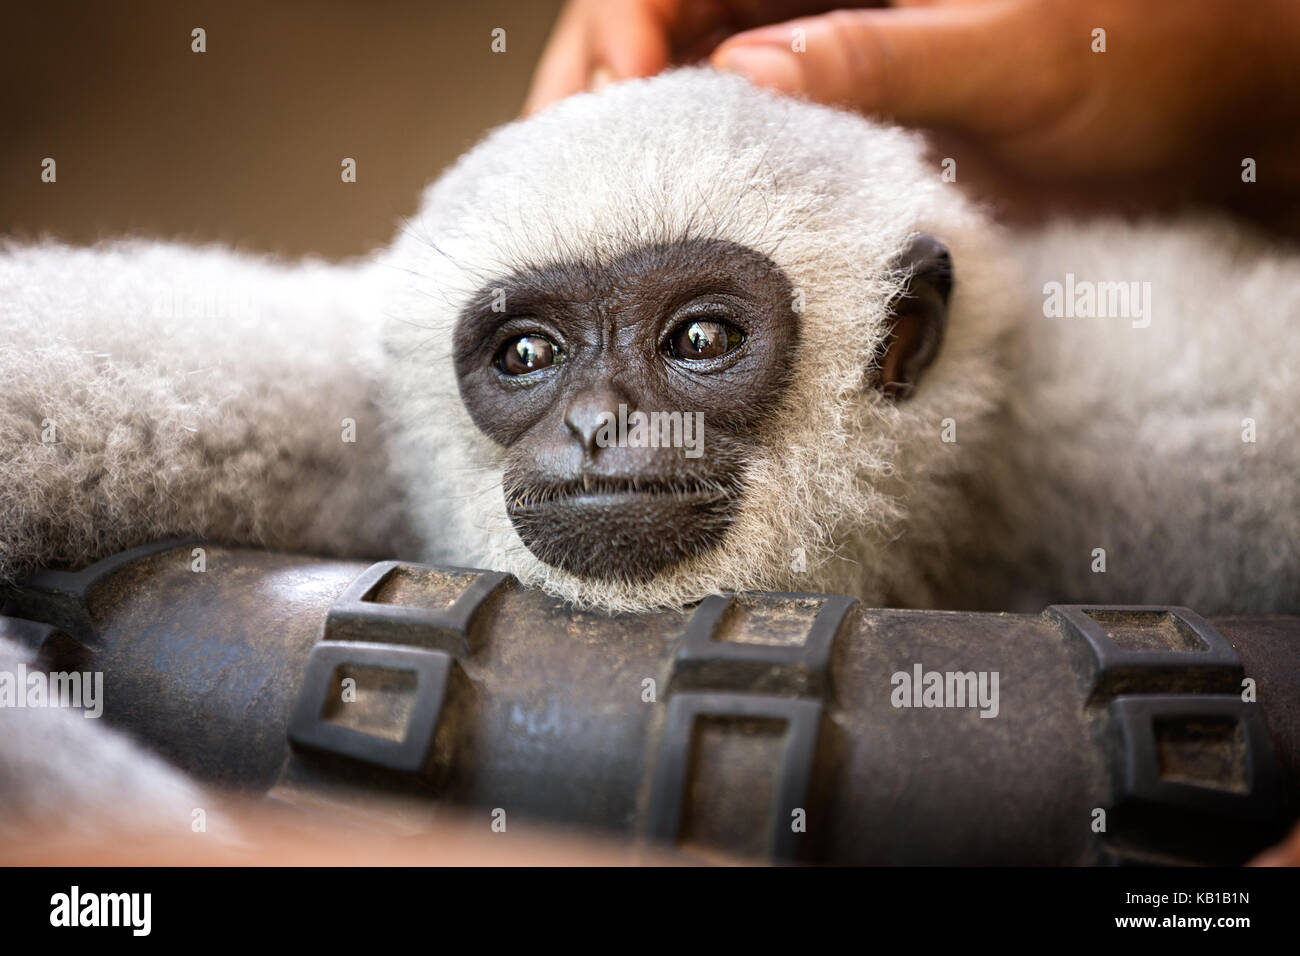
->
xmin=0 ymin=240 xmax=412 ymax=579
xmin=1000 ymin=216 xmax=1300 ymax=611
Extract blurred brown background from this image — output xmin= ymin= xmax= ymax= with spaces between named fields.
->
xmin=0 ymin=0 xmax=564 ymax=259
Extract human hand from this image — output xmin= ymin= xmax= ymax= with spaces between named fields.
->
xmin=523 ymin=1 xmax=838 ymax=116
xmin=525 ymin=0 xmax=1300 ymax=226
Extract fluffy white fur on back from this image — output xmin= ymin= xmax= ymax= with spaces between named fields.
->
xmin=1002 ymin=216 xmax=1300 ymax=612
xmin=0 ymin=240 xmax=412 ymax=580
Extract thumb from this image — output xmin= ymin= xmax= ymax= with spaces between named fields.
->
xmin=711 ymin=5 xmax=1043 ymax=129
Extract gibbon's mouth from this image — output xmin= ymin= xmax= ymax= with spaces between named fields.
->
xmin=508 ymin=475 xmax=733 ymax=507
xmin=504 ymin=474 xmax=742 ymax=583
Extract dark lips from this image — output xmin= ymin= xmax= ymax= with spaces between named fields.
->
xmin=505 ymin=475 xmax=741 ymax=583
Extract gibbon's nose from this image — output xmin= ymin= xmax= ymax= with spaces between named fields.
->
xmin=564 ymin=384 xmax=628 ymax=457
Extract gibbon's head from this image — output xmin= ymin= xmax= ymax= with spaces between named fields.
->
xmin=381 ymin=68 xmax=1019 ymax=611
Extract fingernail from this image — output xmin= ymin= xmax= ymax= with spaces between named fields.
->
xmin=716 ymin=45 xmax=806 ymax=94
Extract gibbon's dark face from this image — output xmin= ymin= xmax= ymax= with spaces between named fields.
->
xmin=453 ymin=238 xmax=800 ymax=583
xmin=452 ymin=235 xmax=953 ymax=584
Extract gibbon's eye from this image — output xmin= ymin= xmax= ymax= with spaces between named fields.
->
xmin=497 ymin=334 xmax=562 ymax=376
xmin=666 ymin=319 xmax=744 ymax=361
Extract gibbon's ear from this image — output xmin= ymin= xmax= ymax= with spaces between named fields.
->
xmin=878 ymin=235 xmax=952 ymax=400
